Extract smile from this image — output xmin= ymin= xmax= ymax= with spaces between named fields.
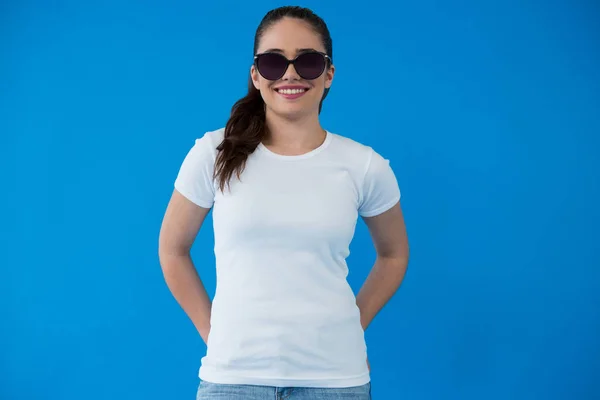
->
xmin=274 ymin=87 xmax=309 ymax=99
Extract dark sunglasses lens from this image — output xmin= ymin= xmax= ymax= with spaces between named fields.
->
xmin=257 ymin=53 xmax=288 ymax=80
xmin=295 ymin=52 xmax=326 ymax=80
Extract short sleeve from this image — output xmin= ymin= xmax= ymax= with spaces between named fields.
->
xmin=174 ymin=134 xmax=216 ymax=209
xmin=358 ymin=148 xmax=401 ymax=217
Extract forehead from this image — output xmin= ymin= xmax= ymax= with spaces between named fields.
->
xmin=257 ymin=17 xmax=325 ymax=56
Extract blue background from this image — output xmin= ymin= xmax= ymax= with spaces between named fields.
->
xmin=2 ymin=1 xmax=599 ymax=399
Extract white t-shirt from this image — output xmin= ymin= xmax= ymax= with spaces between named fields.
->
xmin=174 ymin=127 xmax=401 ymax=388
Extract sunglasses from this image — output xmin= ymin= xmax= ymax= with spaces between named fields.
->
xmin=254 ymin=51 xmax=331 ymax=81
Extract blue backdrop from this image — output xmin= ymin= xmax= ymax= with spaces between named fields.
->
xmin=2 ymin=1 xmax=599 ymax=399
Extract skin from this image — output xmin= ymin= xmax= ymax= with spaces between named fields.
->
xmin=250 ymin=17 xmax=334 ymax=155
xmin=158 ymin=16 xmax=409 ymax=374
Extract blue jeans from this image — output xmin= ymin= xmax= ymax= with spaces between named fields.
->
xmin=196 ymin=380 xmax=372 ymax=399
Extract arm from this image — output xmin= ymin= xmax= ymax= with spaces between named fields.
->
xmin=158 ymin=189 xmax=213 ymax=343
xmin=356 ymin=201 xmax=409 ymax=331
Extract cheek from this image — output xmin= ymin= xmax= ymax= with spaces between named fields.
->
xmin=260 ymin=80 xmax=273 ymax=92
xmin=260 ymin=83 xmax=275 ymax=102
xmin=310 ymin=81 xmax=326 ymax=97
xmin=310 ymin=76 xmax=327 ymax=92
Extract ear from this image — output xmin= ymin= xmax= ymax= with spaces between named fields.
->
xmin=324 ymin=63 xmax=335 ymax=89
xmin=250 ymin=64 xmax=261 ymax=90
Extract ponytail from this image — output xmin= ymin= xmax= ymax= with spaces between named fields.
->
xmin=214 ymin=77 xmax=267 ymax=192
xmin=215 ymin=6 xmax=333 ymax=192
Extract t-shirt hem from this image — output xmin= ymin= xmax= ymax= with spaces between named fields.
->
xmin=199 ymin=368 xmax=371 ymax=388
xmin=359 ymin=195 xmax=400 ymax=218
xmin=174 ymin=183 xmax=214 ymax=209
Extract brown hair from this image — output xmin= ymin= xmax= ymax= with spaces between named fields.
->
xmin=213 ymin=6 xmax=333 ymax=192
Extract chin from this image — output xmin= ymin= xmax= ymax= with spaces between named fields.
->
xmin=270 ymin=101 xmax=318 ymax=119
xmin=274 ymin=107 xmax=311 ymax=120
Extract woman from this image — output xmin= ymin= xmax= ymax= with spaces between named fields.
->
xmin=159 ymin=6 xmax=409 ymax=400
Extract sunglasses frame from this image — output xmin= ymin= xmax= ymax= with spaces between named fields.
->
xmin=253 ymin=51 xmax=331 ymax=81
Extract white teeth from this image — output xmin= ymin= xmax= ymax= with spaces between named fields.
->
xmin=277 ymin=88 xmax=306 ymax=95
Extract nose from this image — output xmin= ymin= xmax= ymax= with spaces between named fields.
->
xmin=280 ymin=62 xmax=301 ymax=81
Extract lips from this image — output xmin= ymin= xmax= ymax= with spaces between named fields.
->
xmin=274 ymin=86 xmax=310 ymax=100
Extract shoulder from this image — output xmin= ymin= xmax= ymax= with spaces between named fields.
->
xmin=327 ymin=131 xmax=379 ymax=171
xmin=330 ymin=133 xmax=401 ymax=217
xmin=197 ymin=127 xmax=225 ymax=150
xmin=327 ymin=131 xmax=398 ymax=186
xmin=176 ymin=127 xmax=225 ymax=170
xmin=183 ymin=127 xmax=225 ymax=161
xmin=329 ymin=131 xmax=375 ymax=156
xmin=329 ymin=131 xmax=372 ymax=153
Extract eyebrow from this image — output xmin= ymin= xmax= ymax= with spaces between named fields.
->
xmin=261 ymin=48 xmax=321 ymax=54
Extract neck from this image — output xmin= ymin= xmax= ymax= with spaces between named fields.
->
xmin=263 ymin=109 xmax=325 ymax=154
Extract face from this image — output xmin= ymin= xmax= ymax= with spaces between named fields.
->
xmin=251 ymin=17 xmax=335 ymax=120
